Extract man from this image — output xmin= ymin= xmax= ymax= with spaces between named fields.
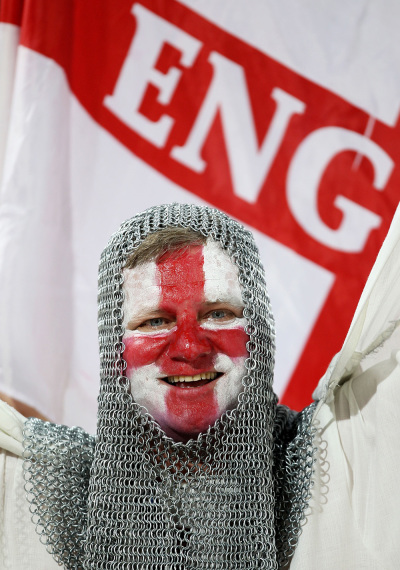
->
xmin=121 ymin=227 xmax=250 ymax=442
xmin=1 ymin=202 xmax=399 ymax=569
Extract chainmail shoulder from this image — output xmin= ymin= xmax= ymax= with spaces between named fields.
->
xmin=273 ymin=402 xmax=317 ymax=568
xmin=22 ymin=417 xmax=94 ymax=568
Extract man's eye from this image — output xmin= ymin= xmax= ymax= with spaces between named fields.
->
xmin=207 ymin=309 xmax=234 ymax=321
xmin=148 ymin=318 xmax=166 ymax=327
xmin=137 ymin=317 xmax=170 ymax=330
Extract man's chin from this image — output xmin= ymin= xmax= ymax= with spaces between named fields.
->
xmin=157 ymin=414 xmax=221 ymax=443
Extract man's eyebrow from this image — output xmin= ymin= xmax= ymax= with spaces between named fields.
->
xmin=202 ymin=300 xmax=244 ymax=308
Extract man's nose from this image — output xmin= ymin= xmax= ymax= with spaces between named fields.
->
xmin=167 ymin=321 xmax=212 ymax=361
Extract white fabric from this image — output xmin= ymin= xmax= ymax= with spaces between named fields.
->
xmin=291 ymin=350 xmax=400 ymax=569
xmin=0 ymin=23 xmax=19 ymax=189
xmin=0 ymin=401 xmax=23 ymax=457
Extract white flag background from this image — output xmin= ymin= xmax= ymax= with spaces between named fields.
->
xmin=0 ymin=0 xmax=399 ymax=433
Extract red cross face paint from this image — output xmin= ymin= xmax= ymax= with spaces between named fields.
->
xmin=122 ymin=240 xmax=249 ymax=442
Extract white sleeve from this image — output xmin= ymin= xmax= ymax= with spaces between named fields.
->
xmin=290 ymin=350 xmax=400 ymax=570
xmin=0 ymin=400 xmax=25 ymax=456
xmin=336 ymin=350 xmax=400 ymax=556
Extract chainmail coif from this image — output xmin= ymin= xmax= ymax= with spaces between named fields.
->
xmin=22 ymin=203 xmax=316 ymax=569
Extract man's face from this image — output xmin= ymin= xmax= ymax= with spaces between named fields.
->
xmin=122 ymin=240 xmax=249 ymax=442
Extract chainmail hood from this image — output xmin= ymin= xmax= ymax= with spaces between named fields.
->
xmin=23 ymin=203 xmax=316 ymax=569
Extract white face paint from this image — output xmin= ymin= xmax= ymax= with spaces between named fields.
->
xmin=122 ymin=240 xmax=249 ymax=442
xmin=203 ymin=240 xmax=244 ymax=316
xmin=122 ymin=261 xmax=168 ymax=421
xmin=213 ymin=354 xmax=247 ymax=414
xmin=122 ymin=261 xmax=160 ymax=330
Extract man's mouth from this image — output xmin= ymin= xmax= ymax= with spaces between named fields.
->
xmin=161 ymin=371 xmax=222 ymax=388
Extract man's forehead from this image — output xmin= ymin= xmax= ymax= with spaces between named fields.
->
xmin=122 ymin=240 xmax=242 ymax=312
xmin=125 ymin=240 xmax=237 ymax=279
xmin=203 ymin=240 xmax=240 ymax=286
xmin=122 ymin=259 xmax=160 ymax=327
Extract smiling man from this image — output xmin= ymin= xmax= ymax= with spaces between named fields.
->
xmin=122 ymin=229 xmax=249 ymax=441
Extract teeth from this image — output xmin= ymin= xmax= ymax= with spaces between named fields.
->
xmin=167 ymin=372 xmax=218 ymax=384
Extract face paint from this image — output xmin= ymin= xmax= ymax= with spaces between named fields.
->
xmin=122 ymin=240 xmax=249 ymax=442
